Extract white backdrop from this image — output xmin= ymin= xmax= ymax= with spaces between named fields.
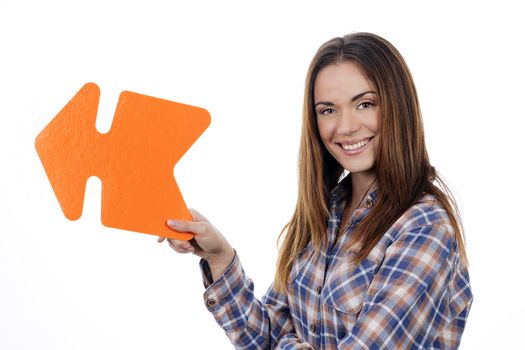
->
xmin=1 ymin=0 xmax=523 ymax=349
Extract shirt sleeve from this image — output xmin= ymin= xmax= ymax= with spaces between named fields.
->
xmin=338 ymin=224 xmax=472 ymax=349
xmin=200 ymin=252 xmax=314 ymax=349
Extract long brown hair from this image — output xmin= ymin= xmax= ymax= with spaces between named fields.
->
xmin=274 ymin=32 xmax=467 ymax=293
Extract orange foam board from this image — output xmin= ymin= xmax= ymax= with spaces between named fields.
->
xmin=35 ymin=82 xmax=210 ymax=240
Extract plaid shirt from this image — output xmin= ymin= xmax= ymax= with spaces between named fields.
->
xmin=200 ymin=177 xmax=473 ymax=349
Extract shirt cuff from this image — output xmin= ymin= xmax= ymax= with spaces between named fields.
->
xmin=199 ymin=250 xmax=247 ymax=315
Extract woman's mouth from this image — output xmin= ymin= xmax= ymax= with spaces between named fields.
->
xmin=338 ymin=137 xmax=373 ymax=154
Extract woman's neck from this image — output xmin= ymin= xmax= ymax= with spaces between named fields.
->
xmin=350 ymin=170 xmax=376 ymax=205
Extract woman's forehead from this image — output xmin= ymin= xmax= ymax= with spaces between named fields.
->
xmin=314 ymin=62 xmax=376 ymax=100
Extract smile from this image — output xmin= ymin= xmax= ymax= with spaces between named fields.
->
xmin=338 ymin=137 xmax=372 ymax=152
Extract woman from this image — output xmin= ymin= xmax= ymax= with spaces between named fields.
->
xmin=159 ymin=32 xmax=473 ymax=349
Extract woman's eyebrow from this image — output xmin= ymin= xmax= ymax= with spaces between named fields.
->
xmin=314 ymin=101 xmax=335 ymax=108
xmin=315 ymin=91 xmax=377 ymax=108
xmin=351 ymin=90 xmax=377 ymax=102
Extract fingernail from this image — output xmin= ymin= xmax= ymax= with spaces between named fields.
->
xmin=166 ymin=219 xmax=180 ymax=229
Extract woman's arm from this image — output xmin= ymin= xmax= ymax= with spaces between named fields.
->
xmin=161 ymin=209 xmax=313 ymax=349
xmin=337 ymin=224 xmax=472 ymax=349
xmin=201 ymin=253 xmax=313 ymax=349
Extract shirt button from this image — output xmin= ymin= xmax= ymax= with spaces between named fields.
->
xmin=364 ymin=199 xmax=373 ymax=209
xmin=316 ymin=285 xmax=322 ymax=294
xmin=309 ymin=323 xmax=317 ymax=333
xmin=206 ymin=298 xmax=217 ymax=308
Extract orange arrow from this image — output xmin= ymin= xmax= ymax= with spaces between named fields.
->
xmin=35 ymin=82 xmax=210 ymax=240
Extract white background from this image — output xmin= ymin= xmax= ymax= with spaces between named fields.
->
xmin=1 ymin=0 xmax=523 ymax=349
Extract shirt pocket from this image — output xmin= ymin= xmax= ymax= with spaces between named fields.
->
xmin=321 ymin=257 xmax=378 ymax=315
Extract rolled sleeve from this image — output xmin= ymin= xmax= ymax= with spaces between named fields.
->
xmin=199 ymin=252 xmax=311 ymax=349
xmin=200 ymin=252 xmax=255 ymax=333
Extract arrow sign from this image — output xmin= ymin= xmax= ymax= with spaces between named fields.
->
xmin=35 ymin=82 xmax=210 ymax=240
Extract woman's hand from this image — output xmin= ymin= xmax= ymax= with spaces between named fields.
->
xmin=158 ymin=208 xmax=235 ymax=281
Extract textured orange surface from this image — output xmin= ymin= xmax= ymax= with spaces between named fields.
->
xmin=35 ymin=83 xmax=210 ymax=240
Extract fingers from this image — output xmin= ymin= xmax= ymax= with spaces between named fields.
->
xmin=164 ymin=208 xmax=209 ymax=236
xmin=157 ymin=235 xmax=195 ymax=254
xmin=167 ymin=238 xmax=195 ymax=254
xmin=166 ymin=218 xmax=208 ymax=236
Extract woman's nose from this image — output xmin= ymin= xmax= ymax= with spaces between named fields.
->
xmin=338 ymin=109 xmax=360 ymax=134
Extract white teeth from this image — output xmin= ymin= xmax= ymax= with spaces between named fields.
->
xmin=341 ymin=138 xmax=370 ymax=151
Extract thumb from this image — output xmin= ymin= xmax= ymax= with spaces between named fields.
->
xmin=188 ymin=208 xmax=209 ymax=223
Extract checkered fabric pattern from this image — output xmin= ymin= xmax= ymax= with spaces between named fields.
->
xmin=200 ymin=177 xmax=473 ymax=349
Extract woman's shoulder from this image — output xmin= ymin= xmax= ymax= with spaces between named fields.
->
xmin=389 ymin=193 xmax=454 ymax=238
xmin=367 ymin=194 xmax=462 ymax=273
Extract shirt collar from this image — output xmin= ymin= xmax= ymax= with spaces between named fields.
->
xmin=329 ymin=174 xmax=379 ymax=209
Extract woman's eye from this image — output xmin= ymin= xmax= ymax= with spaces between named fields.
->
xmin=320 ymin=108 xmax=336 ymax=115
xmin=357 ymin=101 xmax=375 ymax=110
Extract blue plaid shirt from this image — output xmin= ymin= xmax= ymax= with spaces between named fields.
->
xmin=200 ymin=178 xmax=473 ymax=349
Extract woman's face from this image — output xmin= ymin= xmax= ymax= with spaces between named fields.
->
xmin=314 ymin=61 xmax=379 ymax=175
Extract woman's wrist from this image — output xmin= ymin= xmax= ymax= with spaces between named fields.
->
xmin=206 ymin=246 xmax=235 ymax=282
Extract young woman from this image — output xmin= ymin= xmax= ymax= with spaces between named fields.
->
xmin=159 ymin=32 xmax=473 ymax=349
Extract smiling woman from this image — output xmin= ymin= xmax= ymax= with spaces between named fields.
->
xmin=159 ymin=32 xmax=473 ymax=349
